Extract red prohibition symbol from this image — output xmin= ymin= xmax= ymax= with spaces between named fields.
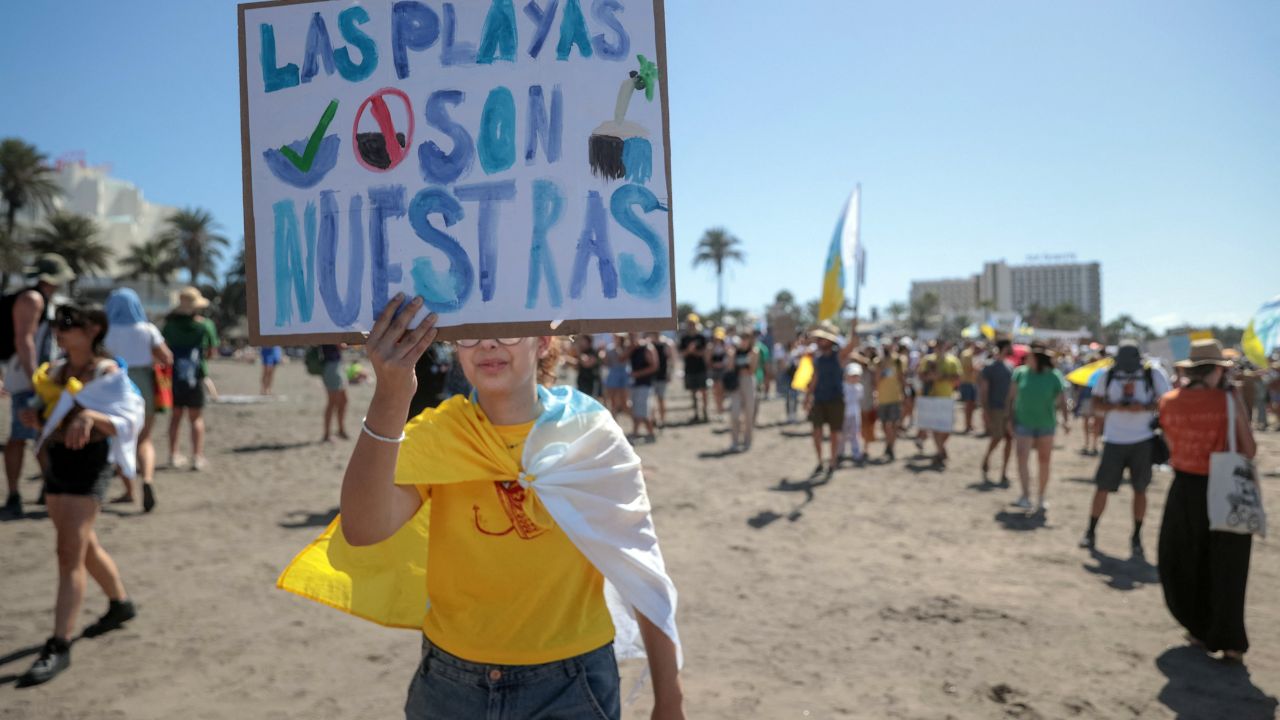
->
xmin=352 ymin=87 xmax=415 ymax=172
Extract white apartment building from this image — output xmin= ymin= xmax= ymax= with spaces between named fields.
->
xmin=911 ymin=259 xmax=1103 ymax=324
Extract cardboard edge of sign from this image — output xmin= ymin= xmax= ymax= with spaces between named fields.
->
xmin=237 ymin=0 xmax=677 ymax=347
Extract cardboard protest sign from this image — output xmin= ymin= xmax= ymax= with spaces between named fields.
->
xmin=238 ymin=0 xmax=674 ymax=344
xmin=916 ymin=397 xmax=956 ymax=433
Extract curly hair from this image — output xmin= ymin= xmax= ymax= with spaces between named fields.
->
xmin=538 ymin=337 xmax=563 ymax=386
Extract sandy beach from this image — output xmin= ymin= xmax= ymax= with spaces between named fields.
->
xmin=1 ymin=358 xmax=1276 ymax=720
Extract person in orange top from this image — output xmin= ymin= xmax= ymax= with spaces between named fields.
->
xmin=1157 ymin=340 xmax=1257 ymax=663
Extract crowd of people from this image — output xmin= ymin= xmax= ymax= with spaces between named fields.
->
xmin=4 ymin=273 xmax=1275 ymax=694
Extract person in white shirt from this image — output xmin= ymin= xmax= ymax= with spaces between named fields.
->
xmin=104 ymin=289 xmax=173 ymax=512
xmin=1079 ymin=341 xmax=1171 ymax=555
xmin=840 ymin=363 xmax=865 ymax=464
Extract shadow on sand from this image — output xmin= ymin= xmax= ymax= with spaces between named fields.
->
xmin=1082 ymin=547 xmax=1159 ymax=591
xmin=1156 ymin=645 xmax=1278 ymax=719
xmin=747 ymin=474 xmax=831 ymax=529
xmin=994 ymin=509 xmax=1047 ymax=532
xmin=231 ymin=441 xmax=314 ymax=454
xmin=279 ymin=507 xmax=339 ymax=529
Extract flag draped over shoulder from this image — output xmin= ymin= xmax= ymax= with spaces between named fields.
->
xmin=277 ymin=385 xmax=682 ymax=666
xmin=34 ymin=363 xmax=145 ymax=479
xmin=819 ymin=187 xmax=861 ymax=322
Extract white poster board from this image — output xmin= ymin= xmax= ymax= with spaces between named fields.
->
xmin=238 ymin=0 xmax=674 ymax=344
xmin=916 ymin=396 xmax=956 ymax=433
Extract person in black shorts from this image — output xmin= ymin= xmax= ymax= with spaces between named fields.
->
xmin=678 ymin=315 xmax=709 ymax=423
xmin=18 ymin=305 xmax=140 ymax=687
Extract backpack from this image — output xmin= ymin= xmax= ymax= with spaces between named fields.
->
xmin=1102 ymin=365 xmax=1156 ymax=402
xmin=304 ymin=347 xmax=326 ymax=376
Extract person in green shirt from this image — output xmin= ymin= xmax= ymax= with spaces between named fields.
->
xmin=1005 ymin=342 xmax=1071 ymax=513
xmin=919 ymin=341 xmax=962 ymax=466
xmin=161 ymin=288 xmax=219 ymax=471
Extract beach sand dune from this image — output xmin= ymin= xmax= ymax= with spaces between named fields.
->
xmin=1 ymin=360 xmax=1276 ymax=719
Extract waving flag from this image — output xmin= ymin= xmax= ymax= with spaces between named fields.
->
xmin=819 ymin=186 xmax=862 ymax=322
xmin=1243 ymin=295 xmax=1280 ymax=367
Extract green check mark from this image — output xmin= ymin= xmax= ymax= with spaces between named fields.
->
xmin=279 ymin=99 xmax=339 ymax=173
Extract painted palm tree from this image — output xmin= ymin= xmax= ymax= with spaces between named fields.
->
xmin=692 ymin=227 xmax=744 ymax=320
xmin=159 ymin=207 xmax=229 ymax=285
xmin=0 ymin=138 xmax=63 ymax=289
xmin=29 ymin=212 xmax=113 ymax=296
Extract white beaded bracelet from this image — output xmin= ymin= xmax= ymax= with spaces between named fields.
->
xmin=361 ymin=417 xmax=406 ymax=444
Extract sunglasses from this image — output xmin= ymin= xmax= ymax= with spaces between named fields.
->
xmin=453 ymin=338 xmax=525 ymax=348
xmin=55 ymin=311 xmax=88 ymax=330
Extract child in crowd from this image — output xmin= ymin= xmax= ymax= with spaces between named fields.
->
xmin=841 ymin=363 xmax=866 ymax=465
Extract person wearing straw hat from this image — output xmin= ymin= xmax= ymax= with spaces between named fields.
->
xmin=161 ymin=287 xmax=218 ymax=471
xmin=3 ymin=253 xmax=75 ymax=518
xmin=1157 ymin=339 xmax=1258 ymax=663
xmin=804 ymin=322 xmax=857 ymax=477
xmin=1006 ymin=341 xmax=1070 ymax=514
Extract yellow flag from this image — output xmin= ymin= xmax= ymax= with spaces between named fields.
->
xmin=1243 ymin=320 xmax=1267 ymax=367
xmin=791 ymin=354 xmax=815 ymax=391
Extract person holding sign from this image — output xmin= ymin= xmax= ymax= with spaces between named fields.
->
xmin=919 ymin=341 xmax=962 ymax=468
xmin=277 ymin=296 xmax=684 ymax=719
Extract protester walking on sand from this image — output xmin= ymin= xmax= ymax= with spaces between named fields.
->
xmin=319 ymin=344 xmax=349 ymax=442
xmin=858 ymin=347 xmax=878 ymax=450
xmin=875 ymin=345 xmax=907 ymax=461
xmin=1079 ymin=341 xmax=1171 ymax=554
xmin=2 ymin=254 xmax=74 ymax=517
xmin=959 ymin=341 xmax=981 ymax=434
xmin=162 ymin=287 xmax=218 ymax=471
xmin=628 ymin=332 xmax=659 ymax=442
xmin=805 ymin=323 xmax=855 ymax=476
xmin=1007 ymin=342 xmax=1070 ymax=513
xmin=920 ymin=341 xmax=962 ymax=467
xmin=17 ymin=304 xmax=143 ymax=687
xmin=1157 ymin=339 xmax=1257 ymax=663
xmin=601 ymin=333 xmax=630 ymax=417
xmin=840 ymin=363 xmax=866 ymax=465
xmin=277 ymin=295 xmax=684 ymax=719
xmin=726 ymin=332 xmax=758 ymax=452
xmin=709 ymin=328 xmax=730 ymax=418
xmin=678 ymin=314 xmax=709 ymax=423
xmin=649 ymin=331 xmax=674 ymax=428
xmin=783 ymin=337 xmax=804 ymax=424
xmin=103 ymin=288 xmax=172 ymax=512
xmin=259 ymin=345 xmax=283 ymax=395
xmin=979 ymin=339 xmax=1015 ymax=486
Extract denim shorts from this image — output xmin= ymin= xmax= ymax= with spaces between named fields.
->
xmin=8 ymin=391 xmax=38 ymax=442
xmin=405 ymin=636 xmax=620 ymax=720
xmin=1015 ymin=424 xmax=1055 ymax=439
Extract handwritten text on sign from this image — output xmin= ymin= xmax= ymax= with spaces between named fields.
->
xmin=240 ymin=0 xmax=672 ymax=342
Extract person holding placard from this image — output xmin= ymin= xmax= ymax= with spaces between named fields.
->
xmin=1157 ymin=339 xmax=1257 ymax=663
xmin=919 ymin=341 xmax=962 ymax=468
xmin=277 ymin=296 xmax=684 ymax=719
xmin=1006 ymin=343 xmax=1071 ymax=513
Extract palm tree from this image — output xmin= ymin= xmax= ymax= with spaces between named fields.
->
xmin=0 ymin=138 xmax=63 ymax=289
xmin=29 ymin=212 xmax=112 ymax=295
xmin=159 ymin=208 xmax=229 ymax=284
xmin=691 ymin=227 xmax=744 ymax=318
xmin=120 ymin=238 xmax=178 ymax=283
xmin=886 ymin=301 xmax=907 ymax=326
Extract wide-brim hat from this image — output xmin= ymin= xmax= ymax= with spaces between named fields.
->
xmin=809 ymin=321 xmax=842 ymax=345
xmin=174 ymin=286 xmax=211 ymax=314
xmin=24 ymin=253 xmax=75 ymax=286
xmin=1175 ymin=339 xmax=1233 ymax=368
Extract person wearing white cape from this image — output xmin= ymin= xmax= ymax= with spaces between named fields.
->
xmin=320 ymin=295 xmax=684 ymax=720
xmin=18 ymin=304 xmax=144 ymax=688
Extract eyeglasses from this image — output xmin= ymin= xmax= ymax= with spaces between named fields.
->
xmin=55 ymin=311 xmax=87 ymax=331
xmin=453 ymin=338 xmax=525 ymax=348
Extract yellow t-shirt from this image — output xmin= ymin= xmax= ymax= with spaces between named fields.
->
xmin=876 ymin=359 xmax=904 ymax=405
xmin=415 ymin=420 xmax=615 ymax=665
xmin=924 ymin=353 xmax=962 ymax=398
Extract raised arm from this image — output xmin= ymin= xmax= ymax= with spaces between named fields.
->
xmin=340 ymin=295 xmax=438 ymax=547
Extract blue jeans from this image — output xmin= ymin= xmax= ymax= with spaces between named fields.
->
xmin=1015 ymin=424 xmax=1055 ymax=439
xmin=405 ymin=636 xmax=620 ymax=720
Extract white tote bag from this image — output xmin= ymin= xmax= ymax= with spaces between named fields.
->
xmin=1207 ymin=393 xmax=1267 ymax=537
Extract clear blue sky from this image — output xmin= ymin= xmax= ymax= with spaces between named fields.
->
xmin=2 ymin=0 xmax=1276 ymax=331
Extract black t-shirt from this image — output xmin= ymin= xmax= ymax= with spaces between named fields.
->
xmin=630 ymin=343 xmax=654 ymax=386
xmin=654 ymin=341 xmax=670 ymax=381
xmin=679 ymin=334 xmax=707 ymax=374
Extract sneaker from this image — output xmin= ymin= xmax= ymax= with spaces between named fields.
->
xmin=885 ymin=447 xmax=895 ymax=461
xmin=1078 ymin=532 xmax=1095 ymax=549
xmin=1035 ymin=501 xmax=1050 ymax=515
xmin=82 ymin=599 xmax=137 ymax=638
xmin=169 ymin=454 xmax=188 ymax=470
xmin=192 ymin=456 xmax=208 ymax=472
xmin=811 ymin=463 xmax=825 ymax=476
xmin=998 ymin=476 xmax=1011 ymax=488
xmin=17 ymin=637 xmax=71 ymax=687
xmin=1131 ymin=538 xmax=1144 ymax=557
xmin=142 ymin=484 xmax=156 ymax=514
xmin=3 ymin=491 xmax=21 ymax=517
xmin=1013 ymin=496 xmax=1033 ymax=510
